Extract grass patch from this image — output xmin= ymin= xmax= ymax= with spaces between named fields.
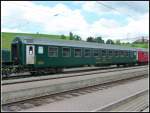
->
xmin=1 ymin=32 xmax=69 ymax=50
xmin=121 ymin=43 xmax=148 ymax=49
xmin=1 ymin=32 xmax=148 ymax=50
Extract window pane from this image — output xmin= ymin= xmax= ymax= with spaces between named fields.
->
xmin=84 ymin=49 xmax=90 ymax=57
xmin=125 ymin=51 xmax=128 ymax=56
xmin=38 ymin=46 xmax=43 ymax=54
xmin=109 ymin=50 xmax=113 ymax=56
xmin=115 ymin=51 xmax=118 ymax=56
xmin=102 ymin=50 xmax=106 ymax=56
xmin=120 ymin=51 xmax=123 ymax=56
xmin=75 ymin=48 xmax=82 ymax=57
xmin=99 ymin=49 xmax=102 ymax=56
xmin=134 ymin=52 xmax=136 ymax=56
xmin=93 ymin=49 xmax=99 ymax=57
xmin=128 ymin=51 xmax=130 ymax=56
xmin=130 ymin=52 xmax=133 ymax=57
xmin=48 ymin=47 xmax=58 ymax=57
xmin=29 ymin=46 xmax=33 ymax=55
xmin=63 ymin=48 xmax=70 ymax=57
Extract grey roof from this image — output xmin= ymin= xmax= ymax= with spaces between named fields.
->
xmin=14 ymin=36 xmax=148 ymax=52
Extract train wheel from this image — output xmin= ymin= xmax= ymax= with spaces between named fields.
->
xmin=117 ymin=64 xmax=120 ymax=67
xmin=123 ymin=64 xmax=127 ymax=67
xmin=30 ymin=72 xmax=37 ymax=75
xmin=56 ymin=68 xmax=63 ymax=73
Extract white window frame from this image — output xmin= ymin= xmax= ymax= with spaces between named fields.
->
xmin=102 ymin=49 xmax=106 ymax=56
xmin=74 ymin=48 xmax=82 ymax=57
xmin=29 ymin=46 xmax=33 ymax=55
xmin=109 ymin=50 xmax=113 ymax=56
xmin=93 ymin=49 xmax=99 ymax=57
xmin=38 ymin=46 xmax=44 ymax=54
xmin=48 ymin=46 xmax=58 ymax=57
xmin=62 ymin=47 xmax=71 ymax=57
xmin=84 ymin=48 xmax=91 ymax=57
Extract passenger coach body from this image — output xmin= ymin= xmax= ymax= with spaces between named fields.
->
xmin=11 ymin=36 xmax=140 ymax=69
xmin=137 ymin=49 xmax=148 ymax=64
xmin=2 ymin=49 xmax=11 ymax=65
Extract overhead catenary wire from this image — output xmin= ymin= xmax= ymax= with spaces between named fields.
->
xmin=95 ymin=1 xmax=149 ymax=42
xmin=2 ymin=2 xmax=60 ymax=31
xmin=96 ymin=1 xmax=135 ymax=20
xmin=2 ymin=2 xmax=148 ymax=42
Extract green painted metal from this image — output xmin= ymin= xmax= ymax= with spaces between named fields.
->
xmin=29 ymin=45 xmax=136 ymax=68
xmin=12 ymin=37 xmax=137 ymax=68
xmin=2 ymin=49 xmax=11 ymax=63
xmin=31 ymin=45 xmax=95 ymax=68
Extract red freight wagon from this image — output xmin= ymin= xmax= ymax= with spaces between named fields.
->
xmin=137 ymin=50 xmax=148 ymax=64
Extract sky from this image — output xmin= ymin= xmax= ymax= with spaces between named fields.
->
xmin=1 ymin=1 xmax=149 ymax=42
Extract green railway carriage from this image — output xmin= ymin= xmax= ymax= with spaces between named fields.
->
xmin=2 ymin=49 xmax=11 ymax=64
xmin=11 ymin=36 xmax=137 ymax=72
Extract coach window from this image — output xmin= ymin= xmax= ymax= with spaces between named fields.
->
xmin=93 ymin=49 xmax=99 ymax=57
xmin=102 ymin=50 xmax=106 ymax=56
xmin=38 ymin=46 xmax=44 ymax=54
xmin=48 ymin=47 xmax=58 ymax=57
xmin=121 ymin=51 xmax=123 ymax=56
xmin=29 ymin=46 xmax=33 ymax=55
xmin=74 ymin=48 xmax=82 ymax=57
xmin=128 ymin=51 xmax=130 ymax=57
xmin=123 ymin=51 xmax=125 ymax=56
xmin=117 ymin=51 xmax=119 ymax=56
xmin=130 ymin=51 xmax=133 ymax=57
xmin=99 ymin=49 xmax=102 ymax=56
xmin=132 ymin=51 xmax=135 ymax=56
xmin=125 ymin=51 xmax=128 ymax=56
xmin=109 ymin=50 xmax=113 ymax=56
xmin=84 ymin=49 xmax=91 ymax=57
xmin=124 ymin=51 xmax=126 ymax=56
xmin=62 ymin=47 xmax=70 ymax=57
xmin=123 ymin=51 xmax=126 ymax=56
xmin=120 ymin=51 xmax=123 ymax=56
xmin=120 ymin=51 xmax=122 ymax=56
xmin=114 ymin=51 xmax=117 ymax=56
xmin=134 ymin=51 xmax=136 ymax=56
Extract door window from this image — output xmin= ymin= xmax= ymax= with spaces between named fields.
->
xmin=38 ymin=46 xmax=44 ymax=54
xmin=29 ymin=46 xmax=33 ymax=55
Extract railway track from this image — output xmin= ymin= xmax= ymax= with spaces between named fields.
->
xmin=2 ymin=66 xmax=148 ymax=107
xmin=2 ymin=75 xmax=147 ymax=112
xmin=2 ymin=65 xmax=115 ymax=80
xmin=2 ymin=64 xmax=143 ymax=80
xmin=94 ymin=89 xmax=148 ymax=112
xmin=2 ymin=65 xmax=147 ymax=85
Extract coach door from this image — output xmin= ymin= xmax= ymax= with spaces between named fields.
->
xmin=26 ymin=45 xmax=35 ymax=64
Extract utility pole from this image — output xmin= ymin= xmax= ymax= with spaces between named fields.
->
xmin=142 ymin=36 xmax=144 ymax=43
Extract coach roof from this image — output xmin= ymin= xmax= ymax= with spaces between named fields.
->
xmin=13 ymin=36 xmax=147 ymax=51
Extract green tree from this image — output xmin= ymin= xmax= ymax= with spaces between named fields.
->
xmin=69 ymin=32 xmax=74 ymax=40
xmin=74 ymin=35 xmax=82 ymax=41
xmin=86 ymin=37 xmax=95 ymax=42
xmin=126 ymin=42 xmax=130 ymax=44
xmin=106 ymin=39 xmax=114 ymax=44
xmin=60 ymin=35 xmax=66 ymax=39
xmin=95 ymin=36 xmax=105 ymax=43
xmin=115 ymin=40 xmax=121 ymax=45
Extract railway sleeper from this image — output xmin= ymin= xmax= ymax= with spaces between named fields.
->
xmin=30 ymin=68 xmax=63 ymax=75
